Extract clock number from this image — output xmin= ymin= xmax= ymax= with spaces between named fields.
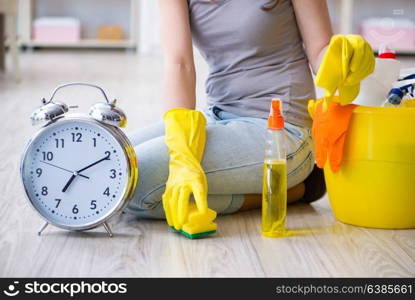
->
xmin=36 ymin=168 xmax=42 ymax=177
xmin=41 ymin=186 xmax=48 ymax=196
xmin=72 ymin=205 xmax=79 ymax=214
xmin=103 ymin=187 xmax=110 ymax=196
xmin=71 ymin=132 xmax=82 ymax=143
xmin=110 ymin=169 xmax=116 ymax=179
xmin=92 ymin=138 xmax=97 ymax=147
xmin=42 ymin=151 xmax=53 ymax=161
xmin=105 ymin=151 xmax=111 ymax=159
xmin=55 ymin=138 xmax=64 ymax=148
xmin=90 ymin=200 xmax=97 ymax=210
xmin=54 ymin=198 xmax=61 ymax=208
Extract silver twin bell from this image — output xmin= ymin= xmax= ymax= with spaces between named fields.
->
xmin=30 ymin=101 xmax=69 ymax=126
xmin=30 ymin=83 xmax=127 ymax=128
xmin=89 ymin=99 xmax=127 ymax=128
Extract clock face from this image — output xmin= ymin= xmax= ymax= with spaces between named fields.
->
xmin=21 ymin=118 xmax=131 ymax=229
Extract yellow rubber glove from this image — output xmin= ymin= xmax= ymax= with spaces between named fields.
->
xmin=315 ymin=35 xmax=375 ymax=105
xmin=162 ymin=108 xmax=217 ymax=234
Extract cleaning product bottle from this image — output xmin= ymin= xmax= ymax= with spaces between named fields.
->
xmin=262 ymin=99 xmax=287 ymax=238
xmin=353 ymin=44 xmax=401 ymax=107
xmin=383 ymin=73 xmax=415 ymax=106
xmin=384 ymin=82 xmax=415 ymax=106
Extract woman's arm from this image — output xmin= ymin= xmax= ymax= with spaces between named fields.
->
xmin=292 ymin=0 xmax=333 ymax=74
xmin=159 ymin=0 xmax=196 ymax=110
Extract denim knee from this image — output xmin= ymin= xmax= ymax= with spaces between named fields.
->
xmin=126 ymin=188 xmax=166 ymax=219
xmin=125 ymin=136 xmax=169 ymax=219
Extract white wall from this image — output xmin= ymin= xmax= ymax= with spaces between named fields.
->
xmin=138 ymin=0 xmax=160 ymax=54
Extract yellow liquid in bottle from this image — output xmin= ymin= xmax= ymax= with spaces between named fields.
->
xmin=262 ymin=159 xmax=287 ymax=237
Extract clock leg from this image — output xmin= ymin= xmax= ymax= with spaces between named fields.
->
xmin=38 ymin=222 xmax=49 ymax=236
xmin=103 ymin=222 xmax=114 ymax=238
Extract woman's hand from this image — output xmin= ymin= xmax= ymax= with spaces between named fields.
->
xmin=162 ymin=108 xmax=217 ymax=234
xmin=292 ymin=0 xmax=333 ymax=74
xmin=159 ymin=0 xmax=197 ymax=110
xmin=315 ymin=35 xmax=375 ymax=104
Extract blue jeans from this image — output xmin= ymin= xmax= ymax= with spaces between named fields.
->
xmin=126 ymin=107 xmax=314 ymax=219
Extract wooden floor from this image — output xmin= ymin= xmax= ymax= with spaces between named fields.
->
xmin=0 ymin=50 xmax=414 ymax=277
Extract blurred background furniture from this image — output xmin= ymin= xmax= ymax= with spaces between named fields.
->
xmin=18 ymin=0 xmax=138 ymax=49
xmin=0 ymin=0 xmax=20 ymax=78
xmin=334 ymin=0 xmax=415 ymax=54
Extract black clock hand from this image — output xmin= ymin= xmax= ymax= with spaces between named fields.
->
xmin=62 ymin=174 xmax=76 ymax=192
xmin=61 ymin=154 xmax=110 ymax=193
xmin=77 ymin=154 xmax=111 ymax=173
xmin=41 ymin=161 xmax=90 ymax=179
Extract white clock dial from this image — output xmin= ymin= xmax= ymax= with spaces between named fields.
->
xmin=21 ymin=118 xmax=131 ymax=229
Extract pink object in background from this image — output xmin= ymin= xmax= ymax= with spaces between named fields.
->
xmin=33 ymin=17 xmax=81 ymax=43
xmin=361 ymin=18 xmax=415 ymax=51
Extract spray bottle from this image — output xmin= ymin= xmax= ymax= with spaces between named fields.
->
xmin=384 ymin=82 xmax=415 ymax=106
xmin=262 ymin=99 xmax=287 ymax=238
xmin=384 ymin=74 xmax=415 ymax=106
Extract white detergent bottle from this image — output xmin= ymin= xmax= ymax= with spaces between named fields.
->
xmin=353 ymin=45 xmax=401 ymax=107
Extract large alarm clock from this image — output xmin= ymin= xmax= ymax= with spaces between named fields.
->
xmin=20 ymin=83 xmax=138 ymax=237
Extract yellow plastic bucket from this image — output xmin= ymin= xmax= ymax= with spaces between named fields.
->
xmin=324 ymin=106 xmax=415 ymax=229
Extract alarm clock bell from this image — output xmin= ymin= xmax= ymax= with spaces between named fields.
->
xmin=30 ymin=101 xmax=68 ymax=126
xmin=89 ymin=100 xmax=127 ymax=128
xmin=29 ymin=82 xmax=128 ymax=128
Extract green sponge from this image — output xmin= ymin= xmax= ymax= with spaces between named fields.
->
xmin=171 ymin=226 xmax=216 ymax=239
xmin=167 ymin=202 xmax=217 ymax=239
